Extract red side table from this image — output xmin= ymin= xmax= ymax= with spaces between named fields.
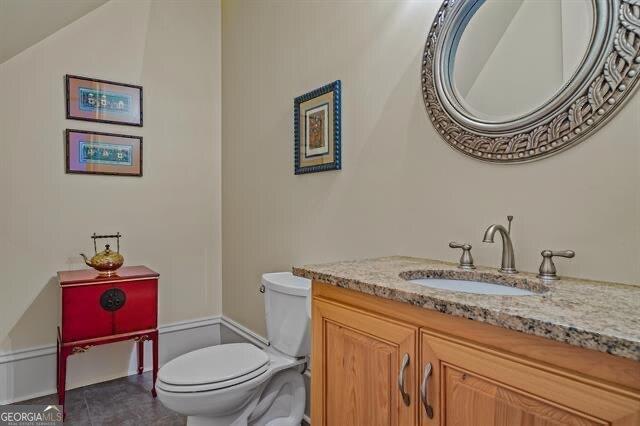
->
xmin=57 ymin=266 xmax=159 ymax=416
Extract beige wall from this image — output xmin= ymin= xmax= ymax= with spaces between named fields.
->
xmin=222 ymin=0 xmax=640 ymax=336
xmin=0 ymin=0 xmax=222 ymax=352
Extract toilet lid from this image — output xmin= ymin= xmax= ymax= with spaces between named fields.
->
xmin=158 ymin=343 xmax=269 ymax=386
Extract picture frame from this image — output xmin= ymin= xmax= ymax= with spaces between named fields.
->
xmin=294 ymin=80 xmax=341 ymax=174
xmin=65 ymin=75 xmax=143 ymax=127
xmin=65 ymin=129 xmax=143 ymax=177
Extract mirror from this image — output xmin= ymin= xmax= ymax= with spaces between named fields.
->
xmin=422 ymin=0 xmax=640 ymax=163
xmin=452 ymin=0 xmax=594 ymax=122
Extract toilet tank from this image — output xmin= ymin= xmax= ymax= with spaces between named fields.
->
xmin=262 ymin=272 xmax=311 ymax=358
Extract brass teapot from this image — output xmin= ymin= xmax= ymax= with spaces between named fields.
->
xmin=80 ymin=233 xmax=124 ymax=276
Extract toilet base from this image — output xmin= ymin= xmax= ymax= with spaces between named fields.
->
xmin=181 ymin=369 xmax=305 ymax=426
xmin=248 ymin=369 xmax=305 ymax=425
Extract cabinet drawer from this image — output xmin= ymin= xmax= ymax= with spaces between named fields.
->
xmin=113 ymin=279 xmax=157 ymax=334
xmin=61 ymin=283 xmax=114 ymax=342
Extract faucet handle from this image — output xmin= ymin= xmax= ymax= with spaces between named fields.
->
xmin=449 ymin=242 xmax=475 ymax=270
xmin=537 ymin=250 xmax=575 ymax=281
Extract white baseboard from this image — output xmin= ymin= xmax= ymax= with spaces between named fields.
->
xmin=220 ymin=315 xmax=269 ymax=347
xmin=0 ymin=315 xmax=223 ymax=405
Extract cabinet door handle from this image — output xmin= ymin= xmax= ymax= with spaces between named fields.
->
xmin=398 ymin=353 xmax=411 ymax=406
xmin=421 ymin=362 xmax=434 ymax=419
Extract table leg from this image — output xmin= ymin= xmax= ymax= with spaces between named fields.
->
xmin=56 ymin=339 xmax=59 ymax=395
xmin=151 ymin=330 xmax=158 ymax=398
xmin=58 ymin=346 xmax=71 ymax=419
xmin=137 ymin=340 xmax=144 ymax=375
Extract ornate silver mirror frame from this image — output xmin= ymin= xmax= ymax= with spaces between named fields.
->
xmin=422 ymin=0 xmax=640 ymax=163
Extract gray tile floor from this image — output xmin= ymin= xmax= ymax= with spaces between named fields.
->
xmin=16 ymin=372 xmax=185 ymax=425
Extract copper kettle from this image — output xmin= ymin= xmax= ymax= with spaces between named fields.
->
xmin=80 ymin=233 xmax=124 ymax=276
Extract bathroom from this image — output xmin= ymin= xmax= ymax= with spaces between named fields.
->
xmin=0 ymin=0 xmax=638 ymax=424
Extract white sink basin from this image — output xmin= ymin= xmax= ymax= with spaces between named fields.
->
xmin=408 ymin=278 xmax=535 ymax=296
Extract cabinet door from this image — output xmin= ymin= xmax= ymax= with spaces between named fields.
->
xmin=312 ymin=298 xmax=418 ymax=426
xmin=419 ymin=330 xmax=640 ymax=426
xmin=61 ymin=283 xmax=113 ymax=342
xmin=113 ymin=279 xmax=157 ymax=334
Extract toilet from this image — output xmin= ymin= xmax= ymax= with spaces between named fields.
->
xmin=156 ymin=272 xmax=311 ymax=426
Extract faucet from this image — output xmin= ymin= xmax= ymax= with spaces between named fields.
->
xmin=482 ymin=216 xmax=517 ymax=274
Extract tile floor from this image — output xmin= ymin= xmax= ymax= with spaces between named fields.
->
xmin=16 ymin=372 xmax=185 ymax=425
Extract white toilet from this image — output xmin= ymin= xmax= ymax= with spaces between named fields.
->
xmin=156 ymin=272 xmax=311 ymax=426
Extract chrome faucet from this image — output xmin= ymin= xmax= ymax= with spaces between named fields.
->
xmin=482 ymin=216 xmax=517 ymax=274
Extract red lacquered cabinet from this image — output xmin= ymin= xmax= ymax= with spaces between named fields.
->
xmin=57 ymin=266 xmax=159 ymax=416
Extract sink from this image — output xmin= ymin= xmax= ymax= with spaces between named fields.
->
xmin=399 ymin=269 xmax=548 ymax=296
xmin=407 ymin=278 xmax=535 ymax=296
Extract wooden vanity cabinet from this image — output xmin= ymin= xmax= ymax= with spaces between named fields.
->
xmin=312 ymin=282 xmax=640 ymax=426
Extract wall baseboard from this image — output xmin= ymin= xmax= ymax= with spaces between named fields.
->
xmin=220 ymin=315 xmax=269 ymax=347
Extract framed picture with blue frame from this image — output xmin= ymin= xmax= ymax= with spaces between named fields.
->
xmin=294 ymin=80 xmax=341 ymax=174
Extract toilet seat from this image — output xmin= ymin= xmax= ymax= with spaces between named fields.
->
xmin=158 ymin=343 xmax=270 ymax=393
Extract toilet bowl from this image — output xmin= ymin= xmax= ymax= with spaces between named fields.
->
xmin=157 ymin=272 xmax=310 ymax=425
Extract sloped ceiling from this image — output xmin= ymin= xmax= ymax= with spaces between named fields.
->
xmin=0 ymin=0 xmax=108 ymax=64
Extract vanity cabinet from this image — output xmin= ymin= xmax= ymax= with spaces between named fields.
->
xmin=311 ymin=282 xmax=640 ymax=426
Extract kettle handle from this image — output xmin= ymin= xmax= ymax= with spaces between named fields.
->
xmin=91 ymin=232 xmax=122 ymax=253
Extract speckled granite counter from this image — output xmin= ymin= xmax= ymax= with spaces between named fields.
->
xmin=293 ymin=256 xmax=640 ymax=361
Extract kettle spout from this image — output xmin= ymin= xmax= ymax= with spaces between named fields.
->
xmin=80 ymin=253 xmax=92 ymax=267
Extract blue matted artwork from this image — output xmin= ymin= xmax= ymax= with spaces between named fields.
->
xmin=294 ymin=80 xmax=341 ymax=174
xmin=79 ymin=141 xmax=133 ymax=166
xmin=78 ymin=88 xmax=133 ymax=115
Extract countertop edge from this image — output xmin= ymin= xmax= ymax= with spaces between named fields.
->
xmin=294 ymin=266 xmax=640 ymax=362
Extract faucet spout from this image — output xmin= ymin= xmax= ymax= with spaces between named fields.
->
xmin=483 ymin=224 xmax=517 ymax=274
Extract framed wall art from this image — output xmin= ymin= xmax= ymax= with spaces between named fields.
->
xmin=294 ymin=80 xmax=341 ymax=174
xmin=66 ymin=75 xmax=143 ymax=126
xmin=66 ymin=129 xmax=143 ymax=177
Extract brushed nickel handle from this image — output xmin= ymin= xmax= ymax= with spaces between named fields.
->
xmin=547 ymin=250 xmax=575 ymax=258
xmin=398 ymin=353 xmax=410 ymax=406
xmin=449 ymin=242 xmax=475 ymax=270
xmin=421 ymin=362 xmax=434 ymax=419
xmin=448 ymin=242 xmax=470 ymax=250
xmin=538 ymin=249 xmax=575 ymax=281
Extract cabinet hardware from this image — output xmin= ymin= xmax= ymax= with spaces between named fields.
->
xmin=398 ymin=353 xmax=411 ymax=406
xmin=421 ymin=362 xmax=434 ymax=419
xmin=100 ymin=288 xmax=126 ymax=311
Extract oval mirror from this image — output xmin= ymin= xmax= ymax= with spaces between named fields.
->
xmin=452 ymin=0 xmax=593 ymax=122
xmin=422 ymin=0 xmax=640 ymax=163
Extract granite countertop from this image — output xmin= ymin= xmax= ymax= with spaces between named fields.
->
xmin=293 ymin=256 xmax=640 ymax=361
